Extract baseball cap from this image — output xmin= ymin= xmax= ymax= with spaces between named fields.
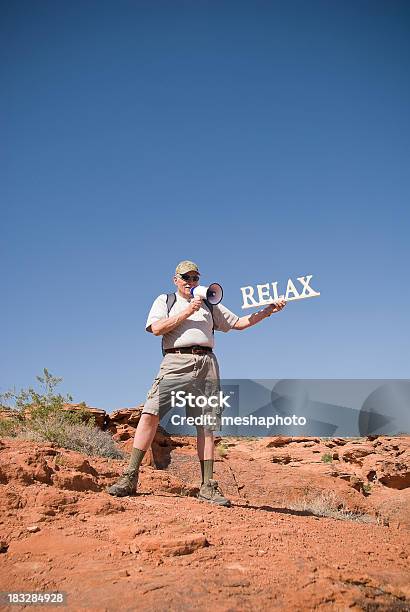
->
xmin=175 ymin=260 xmax=201 ymax=276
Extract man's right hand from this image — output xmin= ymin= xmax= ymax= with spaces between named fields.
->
xmin=151 ymin=296 xmax=203 ymax=336
xmin=186 ymin=296 xmax=202 ymax=315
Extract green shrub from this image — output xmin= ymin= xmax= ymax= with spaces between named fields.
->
xmin=20 ymin=412 xmax=123 ymax=458
xmin=1 ymin=368 xmax=73 ymax=416
xmin=0 ymin=368 xmax=122 ymax=459
xmin=321 ymin=453 xmax=333 ymax=463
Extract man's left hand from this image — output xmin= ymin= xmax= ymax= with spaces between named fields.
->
xmin=266 ymin=299 xmax=286 ymax=316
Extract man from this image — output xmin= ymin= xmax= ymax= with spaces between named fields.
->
xmin=107 ymin=260 xmax=286 ymax=506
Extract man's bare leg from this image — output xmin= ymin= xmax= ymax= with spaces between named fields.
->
xmin=107 ymin=413 xmax=159 ymax=496
xmin=133 ymin=413 xmax=160 ymax=450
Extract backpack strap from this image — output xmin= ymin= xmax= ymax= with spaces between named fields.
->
xmin=162 ymin=293 xmax=177 ymax=356
xmin=161 ymin=293 xmax=215 ymax=356
xmin=166 ymin=292 xmax=177 ymax=314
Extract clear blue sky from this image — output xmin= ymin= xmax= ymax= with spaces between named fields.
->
xmin=2 ymin=1 xmax=409 ymax=412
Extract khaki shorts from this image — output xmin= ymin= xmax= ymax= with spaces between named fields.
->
xmin=142 ymin=352 xmax=222 ymax=431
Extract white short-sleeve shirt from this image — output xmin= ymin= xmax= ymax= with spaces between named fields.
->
xmin=145 ymin=293 xmax=239 ymax=349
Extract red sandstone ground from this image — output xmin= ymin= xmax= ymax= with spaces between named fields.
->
xmin=0 ymin=424 xmax=409 ymax=611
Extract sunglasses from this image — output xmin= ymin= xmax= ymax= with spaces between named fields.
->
xmin=179 ymin=273 xmax=200 ymax=282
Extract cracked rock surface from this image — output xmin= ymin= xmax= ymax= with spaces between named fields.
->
xmin=0 ymin=434 xmax=409 ymax=611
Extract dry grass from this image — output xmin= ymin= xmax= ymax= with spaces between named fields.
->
xmin=2 ymin=412 xmax=123 ymax=459
xmin=287 ymin=490 xmax=375 ymax=524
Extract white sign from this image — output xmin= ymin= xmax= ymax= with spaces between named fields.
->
xmin=240 ymin=274 xmax=320 ymax=309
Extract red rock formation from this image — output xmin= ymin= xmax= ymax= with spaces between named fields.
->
xmin=0 ymin=435 xmax=409 ymax=609
xmin=1 ymin=422 xmax=410 ymax=610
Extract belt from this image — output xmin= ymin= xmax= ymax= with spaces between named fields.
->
xmin=164 ymin=346 xmax=213 ymax=355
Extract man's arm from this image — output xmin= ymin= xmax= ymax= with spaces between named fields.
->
xmin=233 ymin=299 xmax=286 ymax=331
xmin=150 ymin=297 xmax=202 ymax=336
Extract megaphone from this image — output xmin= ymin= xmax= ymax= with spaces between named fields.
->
xmin=190 ymin=283 xmax=223 ymax=305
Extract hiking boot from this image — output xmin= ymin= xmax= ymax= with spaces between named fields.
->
xmin=106 ymin=471 xmax=138 ymax=497
xmin=197 ymin=479 xmax=231 ymax=507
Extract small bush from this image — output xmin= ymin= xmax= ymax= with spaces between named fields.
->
xmin=287 ymin=490 xmax=374 ymax=523
xmin=216 ymin=442 xmax=228 ymax=458
xmin=19 ymin=412 xmax=123 ymax=459
xmin=0 ymin=368 xmax=72 ymax=415
xmin=321 ymin=453 xmax=333 ymax=463
xmin=0 ymin=369 xmax=123 ymax=459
